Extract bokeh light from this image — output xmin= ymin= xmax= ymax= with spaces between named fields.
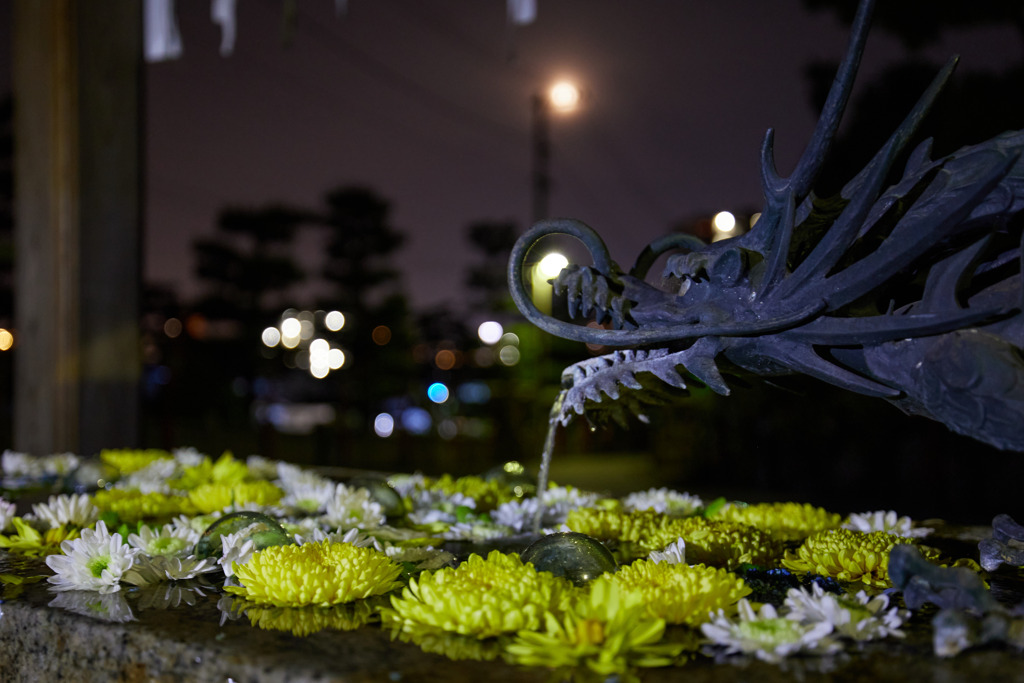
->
xmin=401 ymin=407 xmax=432 ymax=435
xmin=537 ymin=252 xmax=569 ymax=280
xmin=325 ymin=310 xmax=345 ymax=331
xmin=372 ymin=325 xmax=392 ymax=345
xmin=261 ymin=326 xmax=281 ymax=347
xmin=163 ymin=318 xmax=182 ymax=338
xmin=427 ymin=382 xmax=450 ymax=404
xmin=498 ymin=345 xmax=521 ymax=366
xmin=435 ymin=349 xmax=456 ymax=370
xmin=0 ymin=329 xmax=12 ymax=351
xmin=374 ymin=413 xmax=395 ymax=438
xmin=712 ymin=210 xmax=736 ymax=233
xmin=549 ymin=81 xmax=581 ymax=112
xmin=477 ymin=321 xmax=503 ymax=345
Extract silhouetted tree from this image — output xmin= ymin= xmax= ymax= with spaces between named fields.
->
xmin=464 ymin=220 xmax=519 ymax=313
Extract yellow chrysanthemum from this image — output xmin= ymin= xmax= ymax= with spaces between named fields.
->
xmin=566 ymin=509 xmax=777 ymax=568
xmin=424 ymin=474 xmax=520 ymax=511
xmin=384 ymin=550 xmax=576 ymax=639
xmin=238 ymin=599 xmax=377 ymax=636
xmin=171 ymin=452 xmax=249 ymax=490
xmin=91 ymin=489 xmax=196 ymax=522
xmin=712 ymin=502 xmax=842 ymax=542
xmin=187 ymin=481 xmax=284 ymax=514
xmin=0 ymin=518 xmax=79 ymax=557
xmin=781 ymin=529 xmax=941 ymax=588
xmin=99 ymin=448 xmax=173 ymax=476
xmin=226 ymin=540 xmax=403 ymax=607
xmin=611 ymin=559 xmax=751 ymax=626
xmin=505 ymin=576 xmax=691 ymax=677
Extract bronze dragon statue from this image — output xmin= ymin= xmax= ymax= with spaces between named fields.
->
xmin=508 ymin=0 xmax=1024 ymax=451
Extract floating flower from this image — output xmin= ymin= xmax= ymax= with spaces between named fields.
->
xmin=784 ymin=583 xmax=909 ymax=640
xmin=127 ymin=522 xmax=199 ymax=557
xmin=121 ymin=458 xmax=179 ymax=494
xmin=505 ymin=576 xmax=690 ymax=676
xmin=99 ymin=448 xmax=172 ymax=476
xmin=172 ymin=446 xmax=207 ymax=468
xmin=45 ymin=520 xmax=140 ymax=593
xmin=0 ymin=497 xmax=15 ymax=532
xmin=172 ymin=452 xmax=248 ymax=490
xmin=843 ymin=510 xmax=932 ymax=539
xmin=384 ymin=550 xmax=575 ymax=639
xmin=611 ymin=558 xmax=751 ymax=626
xmin=280 ymin=479 xmax=336 ymax=515
xmin=31 ymin=493 xmax=100 ymax=529
xmin=406 ymin=487 xmax=476 ymax=526
xmin=123 ymin=553 xmax=219 ymax=586
xmin=187 ymin=481 xmax=284 ymax=514
xmin=40 ymin=452 xmax=80 ymax=476
xmin=225 ymin=540 xmax=403 ymax=607
xmin=712 ymin=502 xmax=842 ymax=543
xmin=424 ymin=474 xmax=519 ymax=511
xmin=648 ymin=537 xmax=686 ymax=565
xmin=0 ymin=517 xmax=79 ymax=556
xmin=322 ymin=483 xmax=386 ymax=530
xmin=92 ymin=489 xmax=196 ymax=522
xmin=567 ymin=509 xmax=777 ymax=567
xmin=2 ymin=449 xmax=41 ymax=478
xmin=781 ymin=529 xmax=938 ymax=588
xmin=622 ymin=488 xmax=703 ymax=516
xmin=701 ymin=598 xmax=840 ymax=663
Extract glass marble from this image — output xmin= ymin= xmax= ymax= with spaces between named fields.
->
xmin=520 ymin=531 xmax=616 ymax=586
xmin=194 ymin=511 xmax=294 ymax=559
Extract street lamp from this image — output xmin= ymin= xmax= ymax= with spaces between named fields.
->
xmin=531 ymin=80 xmax=582 ymax=223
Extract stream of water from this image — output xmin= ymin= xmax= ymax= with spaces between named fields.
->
xmin=532 ymin=390 xmax=566 ymax=533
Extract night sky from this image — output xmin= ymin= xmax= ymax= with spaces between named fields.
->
xmin=3 ymin=2 xmax=1019 ymax=312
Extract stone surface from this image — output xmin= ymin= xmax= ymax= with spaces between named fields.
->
xmin=3 ymin=525 xmax=1024 ymax=682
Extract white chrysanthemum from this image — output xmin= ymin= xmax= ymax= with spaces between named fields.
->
xmin=172 ymin=446 xmax=207 ymax=468
xmin=406 ymin=488 xmax=477 ymax=526
xmin=622 ymin=487 xmax=704 ymax=516
xmin=701 ymin=599 xmax=841 ymax=663
xmin=276 ymin=462 xmax=333 ymax=494
xmin=245 ymin=454 xmax=279 ymax=480
xmin=41 ymin=452 xmax=81 ymax=476
xmin=492 ymin=497 xmax=540 ymax=532
xmin=842 ymin=510 xmax=932 ymax=538
xmin=32 ymin=493 xmax=100 ymax=529
xmin=123 ymin=554 xmax=219 ymax=586
xmin=2 ymin=449 xmax=41 ymax=478
xmin=49 ymin=590 xmax=135 ymax=623
xmin=127 ymin=523 xmax=199 ymax=557
xmin=440 ymin=521 xmax=509 ymax=541
xmin=387 ymin=472 xmax=426 ymax=498
xmin=294 ymin=526 xmax=381 ymax=550
xmin=280 ymin=479 xmax=337 ymax=515
xmin=45 ymin=521 xmax=140 ymax=593
xmin=648 ymin=537 xmax=687 ymax=565
xmin=121 ymin=458 xmax=179 ymax=494
xmin=784 ymin=584 xmax=909 ymax=641
xmin=218 ymin=524 xmax=260 ymax=578
xmin=322 ymin=483 xmax=386 ymax=530
xmin=0 ymin=497 xmax=16 ymax=532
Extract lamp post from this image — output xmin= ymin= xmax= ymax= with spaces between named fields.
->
xmin=531 ymin=80 xmax=581 ymax=223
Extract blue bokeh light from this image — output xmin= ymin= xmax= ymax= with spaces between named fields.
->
xmin=427 ymin=382 xmax=450 ymax=404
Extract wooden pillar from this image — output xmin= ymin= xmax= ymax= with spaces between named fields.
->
xmin=12 ymin=1 xmax=142 ymax=456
